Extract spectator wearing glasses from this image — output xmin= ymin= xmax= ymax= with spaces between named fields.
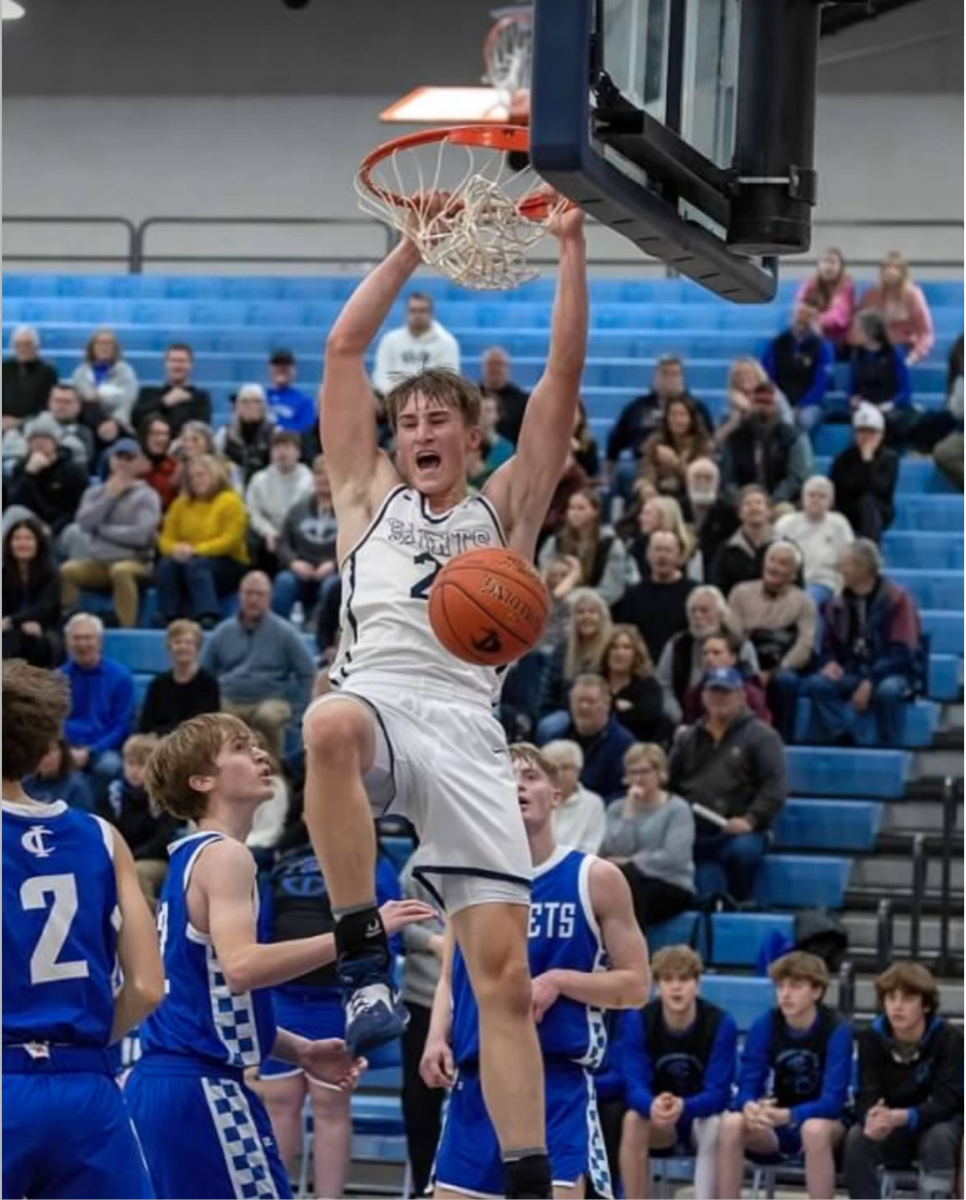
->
xmin=542 ymin=740 xmax=606 ymax=855
xmin=372 ymin=293 xmax=460 ymax=395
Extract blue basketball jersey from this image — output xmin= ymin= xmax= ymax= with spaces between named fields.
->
xmin=451 ymin=847 xmax=608 ymax=1068
xmin=3 ymin=798 xmax=119 ymax=1048
xmin=140 ymin=830 xmax=276 ymax=1070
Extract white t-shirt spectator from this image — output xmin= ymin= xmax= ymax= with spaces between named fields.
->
xmin=245 ymin=462 xmax=314 ymax=543
xmin=774 ymin=510 xmax=854 ymax=591
xmin=372 ymin=321 xmax=461 ymax=394
xmin=552 ymin=784 xmax=606 ymax=855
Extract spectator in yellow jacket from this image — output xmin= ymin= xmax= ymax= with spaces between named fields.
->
xmin=156 ymin=454 xmax=248 ymax=628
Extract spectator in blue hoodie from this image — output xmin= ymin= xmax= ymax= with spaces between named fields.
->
xmin=265 ymin=349 xmax=316 ymax=435
xmin=23 ymin=735 xmax=95 ymax=813
xmin=620 ymin=944 xmax=737 ymax=1200
xmin=717 ymin=951 xmax=852 ymax=1200
xmin=539 ymin=672 xmax=636 ymax=800
xmin=59 ymin=612 xmax=135 ymax=796
xmin=762 ymin=299 xmax=833 ymax=433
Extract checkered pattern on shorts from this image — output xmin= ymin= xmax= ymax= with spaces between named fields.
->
xmin=584 ymin=1071 xmax=614 ymax=1200
xmin=201 ymin=1078 xmax=279 ymax=1200
xmin=206 ymin=948 xmax=260 ymax=1067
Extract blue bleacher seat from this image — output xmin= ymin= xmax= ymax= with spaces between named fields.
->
xmin=775 ymin=799 xmax=882 ymax=852
xmin=793 ymin=697 xmax=940 ymax=749
xmin=786 ymin=747 xmax=910 ymax=798
xmin=648 ymin=912 xmax=795 ymax=968
xmin=103 ymin=629 xmax=171 ymax=674
xmin=696 ymin=975 xmax=774 ymax=1033
xmin=754 ymin=854 xmax=851 ymax=908
xmin=889 ymin=569 xmax=963 ymax=613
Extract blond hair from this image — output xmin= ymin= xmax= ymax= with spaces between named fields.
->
xmin=768 ymin=950 xmax=830 ymax=994
xmin=123 ymin=733 xmax=160 ymax=766
xmin=623 ymin=742 xmax=668 ymax=784
xmin=384 ymin=368 xmax=481 ymax=432
xmin=183 ymin=453 xmax=231 ymax=499
xmin=166 ymin=618 xmax=204 ymax=648
xmin=565 ymin=589 xmax=614 ymax=682
xmin=600 ymin=625 xmax=654 ymax=679
xmin=644 ymin=496 xmax=696 ymax=561
xmin=508 ymin=742 xmax=559 ymax=785
xmin=652 ymin=945 xmax=704 ymax=981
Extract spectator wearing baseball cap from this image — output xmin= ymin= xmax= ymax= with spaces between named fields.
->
xmin=266 ymin=349 xmax=316 ymax=434
xmin=830 ymin=403 xmax=899 ymax=543
xmin=60 ymin=439 xmax=161 ymax=628
xmin=2 ymin=414 xmax=89 ymax=539
xmin=668 ymin=665 xmax=787 ymax=901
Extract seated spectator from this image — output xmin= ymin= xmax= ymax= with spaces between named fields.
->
xmin=670 ymin=666 xmax=786 ymax=901
xmin=2 ymin=325 xmax=58 ymax=430
xmin=657 ymin=586 xmax=759 ymax=724
xmin=46 ymin=383 xmax=96 ymax=466
xmin=858 ymin=251 xmax=935 ymax=365
xmin=849 ymin=310 xmax=916 ymax=445
xmin=265 ymin=349 xmax=316 ymax=434
xmin=372 ymin=292 xmax=460 ymax=394
xmin=138 ymin=619 xmax=220 ymax=735
xmin=638 ymin=395 xmax=713 ymax=500
xmin=139 ymin=415 xmax=180 ymax=511
xmin=620 ymin=946 xmax=737 ymax=1200
xmin=719 ymin=380 xmax=812 ymax=507
xmin=539 ymin=487 xmax=629 ymax=606
xmin=716 ymin=357 xmax=793 ymax=448
xmin=606 ymin=355 xmax=714 ymax=488
xmin=602 ymin=743 xmax=695 ymax=928
xmin=156 ymin=453 xmax=249 ymax=627
xmin=709 ymin=484 xmax=775 ymax=597
xmin=480 ymin=346 xmax=529 ymax=444
xmin=762 ymin=298 xmax=833 ymax=432
xmin=23 ymin=735 xmax=95 ymax=812
xmin=200 ymin=570 xmax=316 ymax=759
xmin=613 ymin=530 xmax=696 ymax=661
xmin=131 ymin=343 xmax=212 ymax=437
xmin=682 ymin=630 xmax=771 ymax=725
xmin=830 ymin=404 xmax=899 ymax=543
xmin=684 ymin=458 xmax=739 ymax=580
xmin=844 ymin=961 xmax=964 ymax=1200
xmin=60 ymin=612 xmax=135 ymax=794
xmin=802 ymin=539 xmax=920 ymax=746
xmin=601 ymin=625 xmax=670 ymax=744
xmin=215 ymin=385 xmax=277 ymax=484
xmin=60 ymin=439 xmax=161 ymax=629
xmin=542 ymin=739 xmax=606 ymax=854
xmin=273 ymin=454 xmax=340 ymax=626
xmin=717 ymin=952 xmax=852 ymax=1200
xmin=540 ymin=672 xmax=636 ymax=801
xmin=175 ymin=417 xmax=219 ymax=461
xmin=775 ymin=475 xmax=854 ymax=614
xmin=467 ymin=393 xmax=515 ymax=489
xmin=245 ymin=430 xmax=314 ymax=573
xmin=2 ymin=516 xmax=62 ymax=668
xmin=2 ymin=415 xmax=89 ymax=540
xmin=729 ymin=542 xmax=815 ymax=739
xmin=68 ymin=328 xmax=139 ymax=429
xmin=795 ymin=247 xmax=856 ymax=353
xmin=98 ymin=733 xmax=178 ymax=904
xmin=933 ymin=334 xmax=964 ymax=490
xmin=624 ymin=495 xmax=695 ymax=583
xmin=538 ymin=588 xmax=613 ymax=732
xmin=572 ymin=398 xmax=601 ymax=480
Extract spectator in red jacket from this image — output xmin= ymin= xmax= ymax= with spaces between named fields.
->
xmin=682 ymin=629 xmax=771 ymax=725
xmin=139 ymin=415 xmax=180 ymax=511
xmin=801 ymin=540 xmax=921 ymax=746
xmin=858 ymin=252 xmax=935 ymax=365
xmin=795 ymin=248 xmax=856 ymax=352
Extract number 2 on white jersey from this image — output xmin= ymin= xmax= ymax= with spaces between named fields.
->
xmin=19 ymin=873 xmax=89 ymax=985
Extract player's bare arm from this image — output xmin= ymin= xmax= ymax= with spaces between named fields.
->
xmin=420 ymin=924 xmax=456 ymax=1089
xmin=485 ymin=208 xmax=588 ymax=556
xmin=109 ymin=829 xmax=165 ymax=1043
xmin=268 ymin=1027 xmax=366 ymax=1090
xmin=192 ymin=838 xmax=433 ymax=992
xmin=320 ymin=236 xmax=423 ymax=550
xmin=531 ymin=859 xmax=649 ymax=1020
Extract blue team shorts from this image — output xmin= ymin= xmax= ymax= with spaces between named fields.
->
xmin=433 ymin=1061 xmax=613 ymax=1198
xmin=258 ymin=989 xmax=399 ymax=1080
xmin=125 ymin=1055 xmax=292 ymax=1200
xmin=3 ymin=1060 xmax=153 ymax=1200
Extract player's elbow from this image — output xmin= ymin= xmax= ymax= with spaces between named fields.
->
xmin=130 ymin=964 xmax=166 ymax=1019
xmin=221 ymin=958 xmax=257 ymax=995
xmin=613 ymin=969 xmax=649 ymax=1009
xmin=326 ymin=329 xmax=367 ymax=359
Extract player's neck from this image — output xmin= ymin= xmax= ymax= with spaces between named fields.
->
xmin=662 ymin=1001 xmax=698 ymax=1031
xmin=423 ymin=481 xmax=468 ymax=514
xmin=1 ymin=779 xmax=29 ymax=804
xmin=528 ymin=827 xmax=557 ymax=868
xmin=197 ymin=797 xmax=259 ymax=843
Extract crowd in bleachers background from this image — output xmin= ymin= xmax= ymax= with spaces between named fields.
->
xmin=1 ymin=247 xmax=964 ymax=1197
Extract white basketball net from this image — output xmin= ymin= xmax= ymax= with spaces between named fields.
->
xmin=356 ymin=134 xmax=566 ymax=291
xmin=483 ymin=11 xmax=533 ymax=95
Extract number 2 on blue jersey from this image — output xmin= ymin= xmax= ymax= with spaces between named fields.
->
xmin=19 ymin=873 xmax=89 ymax=985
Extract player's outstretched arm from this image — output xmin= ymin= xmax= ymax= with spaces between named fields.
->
xmin=321 ymin=237 xmax=423 ymax=508
xmin=110 ymin=829 xmax=165 ymax=1043
xmin=269 ymin=1028 xmax=366 ymax=1090
xmin=201 ymin=841 xmax=434 ymax=992
xmin=420 ymin=924 xmax=456 ymax=1088
xmin=485 ymin=209 xmax=587 ymax=555
xmin=532 ymin=859 xmax=649 ymax=1020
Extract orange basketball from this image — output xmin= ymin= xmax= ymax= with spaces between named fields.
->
xmin=428 ymin=547 xmax=550 ymax=667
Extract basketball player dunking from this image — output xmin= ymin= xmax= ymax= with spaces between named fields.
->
xmin=303 ymin=204 xmax=587 ymax=1198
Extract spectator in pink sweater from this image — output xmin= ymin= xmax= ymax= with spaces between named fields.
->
xmin=796 ymin=248 xmax=856 ymax=351
xmin=858 ymin=252 xmax=935 ymax=365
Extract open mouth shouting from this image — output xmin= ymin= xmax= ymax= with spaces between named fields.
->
xmin=415 ymin=450 xmax=442 ymax=472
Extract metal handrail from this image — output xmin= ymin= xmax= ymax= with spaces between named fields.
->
xmin=3 ymin=216 xmax=138 ymax=267
xmin=837 ymin=960 xmax=856 ymax=1019
xmin=937 ymin=775 xmax=958 ymax=976
xmin=909 ymin=833 xmax=927 ymax=961
xmin=3 ymin=213 xmax=963 ymax=274
xmin=133 ymin=216 xmax=395 ymax=273
xmin=875 ymin=897 xmax=894 ymax=972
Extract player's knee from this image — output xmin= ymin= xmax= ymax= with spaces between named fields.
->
xmin=622 ymin=1110 xmax=649 ymax=1147
xmin=311 ymin=1081 xmax=351 ymax=1121
xmin=303 ymin=700 xmax=370 ymax=766
xmin=800 ymin=1118 xmax=833 ymax=1152
xmin=720 ymin=1111 xmax=746 ymax=1144
xmin=473 ymin=950 xmax=532 ymax=1017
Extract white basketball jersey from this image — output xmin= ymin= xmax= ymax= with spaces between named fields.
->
xmin=331 ymin=484 xmax=508 ymax=706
